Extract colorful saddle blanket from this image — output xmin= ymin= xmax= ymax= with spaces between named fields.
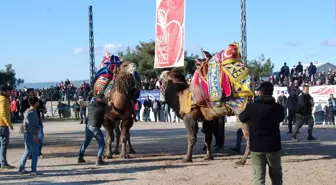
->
xmin=93 ymin=54 xmax=141 ymax=97
xmin=191 ymin=42 xmax=254 ymax=105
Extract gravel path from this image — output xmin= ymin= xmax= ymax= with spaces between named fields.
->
xmin=0 ymin=121 xmax=335 ymax=185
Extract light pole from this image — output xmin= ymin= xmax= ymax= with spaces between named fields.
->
xmin=241 ymin=0 xmax=247 ymax=65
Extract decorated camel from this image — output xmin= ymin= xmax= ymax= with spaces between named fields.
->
xmin=103 ymin=61 xmax=141 ymax=159
xmin=92 ymin=54 xmax=141 ymax=159
xmin=160 ymin=42 xmax=255 ymax=165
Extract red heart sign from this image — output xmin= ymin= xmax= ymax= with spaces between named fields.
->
xmin=155 ymin=0 xmax=185 ymax=68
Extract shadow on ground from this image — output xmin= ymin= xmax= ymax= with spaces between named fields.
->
xmin=9 ymin=122 xmax=336 ymax=161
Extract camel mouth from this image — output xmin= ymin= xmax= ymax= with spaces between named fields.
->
xmin=129 ymin=63 xmax=136 ymax=74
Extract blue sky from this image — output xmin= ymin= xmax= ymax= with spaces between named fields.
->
xmin=1 ymin=0 xmax=335 ymax=83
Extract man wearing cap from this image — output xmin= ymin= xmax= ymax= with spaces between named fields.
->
xmin=77 ymin=93 xmax=107 ymax=166
xmin=0 ymin=84 xmax=15 ymax=169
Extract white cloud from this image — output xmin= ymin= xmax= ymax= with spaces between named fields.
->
xmin=284 ymin=41 xmax=300 ymax=47
xmin=72 ymin=44 xmax=126 ymax=55
xmin=320 ymin=39 xmax=336 ymax=47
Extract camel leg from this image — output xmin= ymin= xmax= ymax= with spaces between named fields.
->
xmin=127 ymin=131 xmax=136 ymax=154
xmin=112 ymin=120 xmax=121 ymax=155
xmin=103 ymin=120 xmax=114 ymax=159
xmin=235 ymin=122 xmax=250 ymax=165
xmin=182 ymin=114 xmax=198 ymax=163
xmin=203 ymin=121 xmax=214 ymax=161
xmin=119 ymin=118 xmax=133 ymax=159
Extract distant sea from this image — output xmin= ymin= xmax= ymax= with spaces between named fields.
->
xmin=16 ymin=80 xmax=89 ymax=90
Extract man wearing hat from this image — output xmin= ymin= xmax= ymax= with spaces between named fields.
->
xmin=0 ymin=84 xmax=15 ymax=169
xmin=77 ymin=93 xmax=107 ymax=166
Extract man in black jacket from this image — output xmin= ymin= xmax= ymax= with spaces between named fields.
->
xmin=286 ymin=91 xmax=298 ymax=134
xmin=277 ymin=91 xmax=287 ymax=125
xmin=78 ymin=93 xmax=107 ymax=166
xmin=292 ymin=85 xmax=316 ymax=141
xmin=239 ymin=82 xmax=284 ymax=185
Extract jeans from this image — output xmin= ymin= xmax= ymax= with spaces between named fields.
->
xmin=0 ymin=127 xmax=10 ymax=166
xmin=153 ymin=110 xmax=160 ymax=122
xmin=80 ymin=109 xmax=87 ymax=123
xmin=11 ymin=112 xmax=15 ymax=122
xmin=135 ymin=111 xmax=140 ymax=121
xmin=251 ymin=151 xmax=283 ymax=185
xmin=19 ymin=133 xmax=39 ymax=172
xmin=38 ymin=125 xmax=44 ymax=154
xmin=79 ymin=125 xmax=105 ymax=159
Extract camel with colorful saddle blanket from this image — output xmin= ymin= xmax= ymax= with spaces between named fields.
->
xmin=159 ymin=42 xmax=255 ymax=165
xmin=191 ymin=42 xmax=255 ymax=114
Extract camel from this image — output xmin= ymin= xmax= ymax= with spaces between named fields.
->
xmin=103 ymin=61 xmax=141 ymax=159
xmin=159 ymin=43 xmax=254 ymax=165
xmin=105 ymin=120 xmax=136 ymax=155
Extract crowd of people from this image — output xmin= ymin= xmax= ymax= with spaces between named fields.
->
xmin=141 ymin=77 xmax=160 ymax=90
xmin=7 ymin=79 xmax=92 ymax=122
xmin=268 ymin=62 xmax=336 ymax=87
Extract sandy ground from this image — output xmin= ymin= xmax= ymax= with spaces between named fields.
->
xmin=0 ymin=121 xmax=335 ymax=185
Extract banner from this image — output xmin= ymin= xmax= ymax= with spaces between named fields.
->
xmin=154 ymin=0 xmax=185 ymax=68
xmin=139 ymin=90 xmax=161 ymax=104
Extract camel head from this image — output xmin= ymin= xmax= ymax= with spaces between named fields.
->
xmin=159 ymin=69 xmax=188 ymax=101
xmin=118 ymin=61 xmax=137 ymax=75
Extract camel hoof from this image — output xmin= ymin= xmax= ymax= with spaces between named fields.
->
xmin=120 ymin=153 xmax=130 ymax=159
xmin=182 ymin=156 xmax=193 ymax=163
xmin=112 ymin=151 xmax=120 ymax=155
xmin=104 ymin=154 xmax=113 ymax=159
xmin=129 ymin=150 xmax=136 ymax=154
xmin=203 ymin=154 xmax=214 ymax=161
xmin=234 ymin=160 xmax=246 ymax=166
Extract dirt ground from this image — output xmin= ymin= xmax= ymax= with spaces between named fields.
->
xmin=0 ymin=121 xmax=335 ymax=185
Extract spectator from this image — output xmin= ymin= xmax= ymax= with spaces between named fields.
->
xmin=292 ymin=85 xmax=316 ymax=141
xmin=295 ymin=61 xmax=303 ymax=74
xmin=134 ymin=99 xmax=142 ymax=121
xmin=10 ymin=98 xmax=18 ymax=122
xmin=79 ymin=97 xmax=87 ymax=124
xmin=143 ymin=96 xmax=152 ymax=122
xmin=286 ymin=90 xmax=298 ymax=134
xmin=280 ymin=62 xmax=290 ymax=77
xmin=277 ymin=91 xmax=287 ymax=125
xmin=19 ymin=97 xmax=43 ymax=176
xmin=308 ymin=62 xmax=317 ymax=81
xmin=73 ymin=101 xmax=80 ymax=120
xmin=152 ymin=99 xmax=161 ymax=122
xmin=328 ymin=94 xmax=336 ymax=124
xmin=0 ymin=84 xmax=15 ymax=169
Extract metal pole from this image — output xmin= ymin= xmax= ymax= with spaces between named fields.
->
xmin=89 ymin=6 xmax=96 ymax=85
xmin=241 ymin=0 xmax=247 ymax=65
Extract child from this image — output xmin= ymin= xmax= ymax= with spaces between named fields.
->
xmin=18 ymin=97 xmax=43 ymax=176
